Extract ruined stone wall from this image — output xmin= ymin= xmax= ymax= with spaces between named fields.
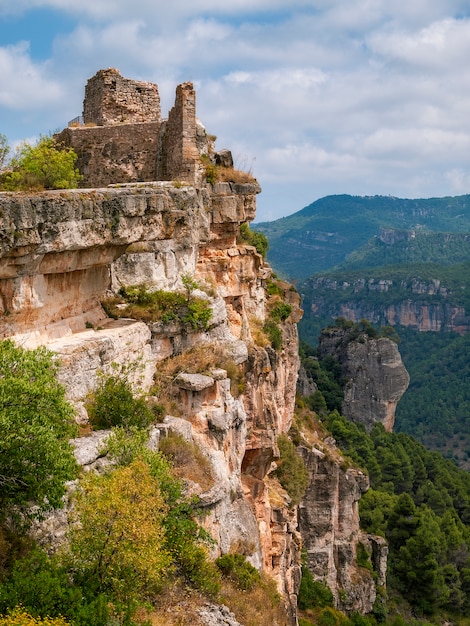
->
xmin=60 ymin=71 xmax=206 ymax=187
xmin=83 ymin=68 xmax=161 ymax=125
xmin=157 ymin=82 xmax=202 ymax=183
xmin=57 ymin=123 xmax=161 ymax=187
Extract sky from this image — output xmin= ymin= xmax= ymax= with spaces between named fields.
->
xmin=2 ymin=1 xmax=470 ymax=222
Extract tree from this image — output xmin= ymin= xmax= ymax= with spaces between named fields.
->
xmin=0 ymin=340 xmax=78 ymax=521
xmin=68 ymin=460 xmax=171 ymax=604
xmin=0 ymin=134 xmax=9 ymax=171
xmin=1 ymin=136 xmax=80 ymax=191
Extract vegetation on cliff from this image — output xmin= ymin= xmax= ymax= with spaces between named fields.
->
xmin=0 ymin=341 xmax=287 ymax=626
xmin=101 ymin=281 xmax=212 ymax=331
xmin=298 ymin=334 xmax=470 ymax=625
xmin=0 ymin=340 xmax=78 ymax=525
xmin=0 ymin=135 xmax=80 ymax=191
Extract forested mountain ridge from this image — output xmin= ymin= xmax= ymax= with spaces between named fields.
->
xmin=254 ymin=193 xmax=470 ymax=280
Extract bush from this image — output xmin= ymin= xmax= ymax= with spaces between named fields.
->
xmin=103 ymin=284 xmax=212 ymax=331
xmin=1 ymin=136 xmax=80 ymax=191
xmin=269 ymin=302 xmax=292 ymax=322
xmin=216 ymin=554 xmax=261 ymax=591
xmin=298 ymin=561 xmax=334 ymax=610
xmin=68 ymin=460 xmax=171 ymax=603
xmin=104 ymin=429 xmax=221 ymax=596
xmin=274 ymin=434 xmax=309 ymax=507
xmin=0 ymin=607 xmax=71 ymax=625
xmin=239 ymin=223 xmax=269 ymax=258
xmin=263 ymin=320 xmax=282 ymax=350
xmin=86 ymin=373 xmax=154 ymax=431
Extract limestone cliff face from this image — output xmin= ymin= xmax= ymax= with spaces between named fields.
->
xmin=318 ymin=327 xmax=409 ymax=432
xmin=307 ymin=276 xmax=470 ymax=334
xmin=0 ymin=180 xmax=302 ymax=622
xmin=298 ymin=445 xmax=387 ymax=614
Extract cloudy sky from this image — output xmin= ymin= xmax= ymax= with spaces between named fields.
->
xmin=2 ymin=1 xmax=470 ymax=221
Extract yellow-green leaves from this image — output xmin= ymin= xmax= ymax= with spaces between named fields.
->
xmin=1 ymin=136 xmax=80 ymax=191
xmin=69 ymin=460 xmax=171 ymax=602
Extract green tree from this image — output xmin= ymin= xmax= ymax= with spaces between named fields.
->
xmin=0 ymin=340 xmax=78 ymax=521
xmin=1 ymin=136 xmax=80 ymax=191
xmin=68 ymin=460 xmax=171 ymax=603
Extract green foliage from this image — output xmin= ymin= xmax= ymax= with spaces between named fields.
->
xmin=299 ymin=341 xmax=344 ymax=413
xmin=255 ymin=192 xmax=470 ymax=280
xmin=86 ymin=372 xmax=154 ymax=431
xmin=274 ymin=434 xmax=309 ymax=507
xmin=104 ymin=283 xmax=212 ymax=331
xmin=201 ymin=154 xmax=218 ymax=184
xmin=322 ymin=409 xmax=470 ymax=615
xmin=1 ymin=136 xmax=80 ymax=191
xmin=0 ymin=134 xmax=9 ymax=171
xmin=269 ymin=302 xmax=292 ymax=322
xmin=68 ymin=460 xmax=171 ymax=603
xmin=0 ymin=548 xmax=81 ymax=621
xmin=105 ymin=429 xmax=221 ymax=596
xmin=0 ymin=340 xmax=78 ymax=521
xmin=298 ymin=561 xmax=333 ymax=610
xmin=395 ymin=327 xmax=470 ymax=466
xmin=215 ymin=553 xmax=261 ymax=591
xmin=239 ymin=223 xmax=269 ymax=258
xmin=356 ymin=542 xmax=373 ymax=571
xmin=263 ymin=319 xmax=282 ymax=350
xmin=266 ymin=278 xmax=284 ymax=297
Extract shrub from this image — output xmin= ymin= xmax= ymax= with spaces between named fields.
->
xmin=104 ymin=430 xmax=221 ymax=596
xmin=0 ymin=607 xmax=71 ymax=625
xmin=86 ymin=373 xmax=154 ymax=431
xmin=68 ymin=460 xmax=171 ymax=603
xmin=298 ymin=556 xmax=334 ymax=610
xmin=269 ymin=302 xmax=292 ymax=322
xmin=216 ymin=554 xmax=261 ymax=591
xmin=103 ymin=284 xmax=212 ymax=331
xmin=263 ymin=320 xmax=282 ymax=350
xmin=274 ymin=434 xmax=309 ymax=507
xmin=1 ymin=136 xmax=80 ymax=191
xmin=239 ymin=223 xmax=268 ymax=258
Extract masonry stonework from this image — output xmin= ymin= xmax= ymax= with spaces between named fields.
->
xmin=58 ymin=69 xmax=206 ymax=188
xmin=83 ymin=68 xmax=161 ymax=125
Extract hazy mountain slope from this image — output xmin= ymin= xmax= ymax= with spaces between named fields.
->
xmin=254 ymin=193 xmax=470 ymax=280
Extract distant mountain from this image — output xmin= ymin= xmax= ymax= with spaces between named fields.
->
xmin=263 ymin=194 xmax=470 ymax=468
xmin=254 ymin=193 xmax=470 ymax=280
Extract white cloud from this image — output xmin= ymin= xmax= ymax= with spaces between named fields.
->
xmin=0 ymin=42 xmax=62 ymax=109
xmin=3 ymin=1 xmax=470 ymax=219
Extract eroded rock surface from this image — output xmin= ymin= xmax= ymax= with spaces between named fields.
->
xmin=318 ymin=327 xmax=409 ymax=431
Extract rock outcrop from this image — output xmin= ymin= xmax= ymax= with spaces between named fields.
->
xmin=1 ymin=70 xmax=394 ymax=623
xmin=306 ymin=275 xmax=470 ymax=334
xmin=299 ymin=445 xmax=387 ymax=614
xmin=318 ymin=327 xmax=410 ymax=432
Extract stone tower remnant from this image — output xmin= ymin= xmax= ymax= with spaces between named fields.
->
xmin=83 ymin=68 xmax=162 ymax=126
xmin=57 ymin=68 xmax=208 ymax=188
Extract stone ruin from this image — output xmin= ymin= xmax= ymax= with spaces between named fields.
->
xmin=57 ymin=68 xmax=216 ymax=188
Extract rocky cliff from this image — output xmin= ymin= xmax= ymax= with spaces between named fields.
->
xmin=317 ymin=326 xmax=410 ymax=432
xmin=304 ymin=275 xmax=470 ymax=334
xmin=0 ymin=71 xmax=390 ymax=624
